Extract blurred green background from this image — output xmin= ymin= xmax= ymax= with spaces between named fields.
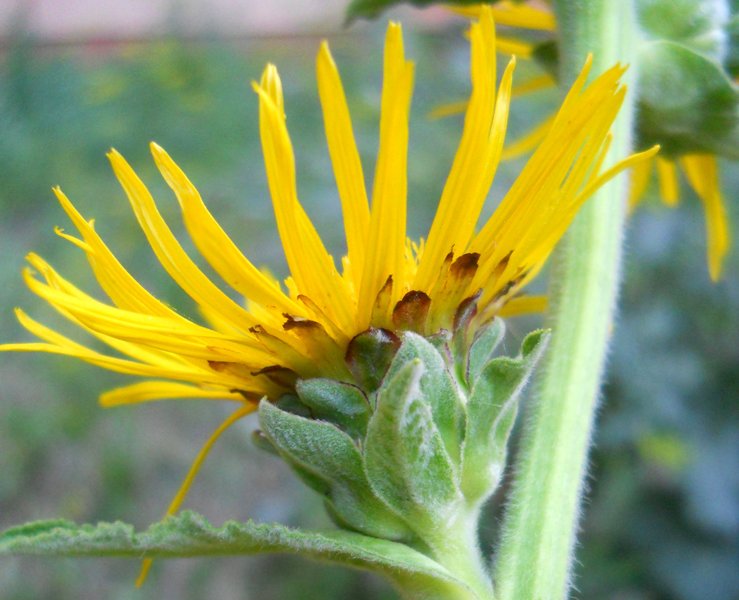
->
xmin=0 ymin=5 xmax=737 ymax=600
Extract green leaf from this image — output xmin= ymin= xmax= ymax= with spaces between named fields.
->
xmin=385 ymin=332 xmax=466 ymax=466
xmin=637 ymin=40 xmax=738 ymax=158
xmin=638 ymin=0 xmax=730 ymax=61
xmin=295 ymin=378 xmax=371 ymax=439
xmin=0 ymin=511 xmax=475 ymax=600
xmin=461 ymin=330 xmax=549 ymax=503
xmin=258 ymin=400 xmax=410 ymax=540
xmin=467 ymin=318 xmax=506 ymax=387
xmin=364 ymin=360 xmax=463 ymax=534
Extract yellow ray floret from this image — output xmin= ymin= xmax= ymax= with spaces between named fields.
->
xmin=629 ymin=153 xmax=731 ymax=281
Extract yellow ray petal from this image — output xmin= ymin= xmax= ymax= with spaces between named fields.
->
xmin=495 ymin=36 xmax=534 ymax=58
xmin=253 ymin=66 xmax=355 ymax=334
xmin=656 ymin=156 xmax=679 ymax=206
xmin=357 ymin=22 xmax=415 ymax=325
xmin=316 ymin=42 xmax=371 ymax=291
xmin=451 ymin=1 xmax=556 ymax=31
xmin=427 ymin=99 xmax=469 ymax=120
xmin=22 ymin=258 xmax=273 ymax=365
xmin=497 ymin=294 xmax=548 ymax=317
xmin=681 ymin=154 xmax=730 ymax=281
xmin=52 ymin=187 xmax=184 ymax=320
xmin=417 ymin=8 xmax=515 ymax=292
xmin=511 ymin=73 xmax=556 ymax=97
xmin=628 ymin=154 xmax=654 ymax=211
xmin=2 ymin=310 xmax=241 ymax=387
xmin=150 ymin=143 xmax=304 ymax=317
xmin=136 ymin=404 xmax=255 ymax=587
xmin=100 ymin=381 xmax=246 ymax=407
xmin=108 ymin=150 xmax=259 ymax=334
xmin=501 ymin=114 xmax=555 ymax=161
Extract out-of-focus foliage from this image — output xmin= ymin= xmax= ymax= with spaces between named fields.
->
xmin=0 ymin=19 xmax=737 ymax=600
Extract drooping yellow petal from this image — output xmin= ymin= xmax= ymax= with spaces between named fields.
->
xmin=681 ymin=154 xmax=730 ymax=281
xmin=100 ymin=381 xmax=246 ymax=407
xmin=150 ymin=142 xmax=304 ymax=317
xmin=495 ymin=36 xmax=535 ymax=58
xmin=427 ymin=99 xmax=469 ymax=120
xmin=253 ymin=65 xmax=355 ymax=334
xmin=136 ymin=404 xmax=255 ymax=587
xmin=628 ymin=155 xmax=654 ymax=211
xmin=108 ymin=150 xmax=259 ymax=334
xmin=357 ymin=22 xmax=415 ymax=325
xmin=52 ymin=187 xmax=184 ymax=321
xmin=316 ymin=42 xmax=371 ymax=291
xmin=500 ymin=114 xmax=555 ymax=161
xmin=511 ymin=73 xmax=556 ymax=97
xmin=498 ymin=295 xmax=548 ymax=317
xmin=451 ymin=1 xmax=556 ymax=31
xmin=656 ymin=156 xmax=680 ymax=206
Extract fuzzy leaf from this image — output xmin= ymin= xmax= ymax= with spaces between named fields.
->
xmin=638 ymin=0 xmax=730 ymax=61
xmin=346 ymin=0 xmax=481 ymax=21
xmin=296 ymin=378 xmax=371 ymax=439
xmin=385 ymin=332 xmax=466 ymax=466
xmin=461 ymin=330 xmax=550 ymax=503
xmin=467 ymin=318 xmax=506 ymax=387
xmin=638 ymin=40 xmax=738 ymax=158
xmin=364 ymin=360 xmax=463 ymax=533
xmin=258 ymin=400 xmax=410 ymax=540
xmin=0 ymin=511 xmax=474 ymax=599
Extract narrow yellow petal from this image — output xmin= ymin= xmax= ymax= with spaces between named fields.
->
xmin=628 ymin=155 xmax=654 ymax=211
xmin=681 ymin=154 xmax=730 ymax=281
xmin=99 ymin=381 xmax=245 ymax=407
xmin=416 ymin=8 xmax=515 ymax=293
xmin=511 ymin=73 xmax=556 ymax=97
xmin=498 ymin=295 xmax=548 ymax=317
xmin=495 ymin=36 xmax=534 ymax=58
xmin=451 ymin=1 xmax=556 ymax=31
xmin=656 ymin=156 xmax=680 ymax=206
xmin=253 ymin=66 xmax=355 ymax=334
xmin=501 ymin=114 xmax=555 ymax=161
xmin=52 ymin=187 xmax=182 ymax=320
xmin=316 ymin=42 xmax=371 ymax=291
xmin=150 ymin=143 xmax=304 ymax=316
xmin=427 ymin=99 xmax=469 ymax=120
xmin=357 ymin=22 xmax=415 ymax=325
xmin=107 ymin=150 xmax=259 ymax=333
xmin=136 ymin=404 xmax=255 ymax=587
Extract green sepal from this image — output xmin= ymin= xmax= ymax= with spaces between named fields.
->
xmin=258 ymin=400 xmax=410 ymax=540
xmin=637 ymin=39 xmax=738 ymax=158
xmin=295 ymin=378 xmax=371 ymax=439
xmin=364 ymin=360 xmax=463 ymax=534
xmin=385 ymin=332 xmax=466 ymax=466
xmin=345 ymin=328 xmax=401 ymax=394
xmin=0 ymin=511 xmax=475 ymax=600
xmin=466 ymin=318 xmax=506 ymax=388
xmin=461 ymin=329 xmax=550 ymax=503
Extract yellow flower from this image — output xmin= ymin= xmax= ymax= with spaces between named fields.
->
xmin=1 ymin=7 xmax=654 ymax=565
xmin=629 ymin=153 xmax=730 ymax=281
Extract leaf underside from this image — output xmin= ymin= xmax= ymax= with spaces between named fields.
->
xmin=0 ymin=511 xmax=471 ymax=597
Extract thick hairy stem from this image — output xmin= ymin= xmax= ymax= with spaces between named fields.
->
xmin=494 ymin=1 xmax=638 ymax=599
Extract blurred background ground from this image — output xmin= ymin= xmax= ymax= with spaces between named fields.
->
xmin=0 ymin=2 xmax=737 ymax=599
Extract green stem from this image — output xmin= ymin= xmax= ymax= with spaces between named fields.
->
xmin=494 ymin=2 xmax=638 ymax=599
